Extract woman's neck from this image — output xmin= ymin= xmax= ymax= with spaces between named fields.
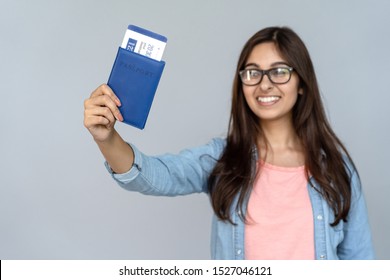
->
xmin=257 ymin=118 xmax=305 ymax=167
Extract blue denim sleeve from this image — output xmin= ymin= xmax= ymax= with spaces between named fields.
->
xmin=105 ymin=138 xmax=226 ymax=196
xmin=337 ymin=169 xmax=375 ymax=259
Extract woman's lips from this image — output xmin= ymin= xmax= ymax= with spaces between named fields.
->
xmin=257 ymin=96 xmax=281 ymax=106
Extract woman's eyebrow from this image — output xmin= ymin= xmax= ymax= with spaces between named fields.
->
xmin=244 ymin=63 xmax=259 ymax=68
xmin=244 ymin=61 xmax=289 ymax=68
xmin=270 ymin=61 xmax=289 ymax=67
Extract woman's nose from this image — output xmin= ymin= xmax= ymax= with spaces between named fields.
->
xmin=259 ymin=74 xmax=273 ymax=92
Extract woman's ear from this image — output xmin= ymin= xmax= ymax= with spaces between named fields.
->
xmin=298 ymin=79 xmax=304 ymax=95
xmin=298 ymin=82 xmax=304 ymax=95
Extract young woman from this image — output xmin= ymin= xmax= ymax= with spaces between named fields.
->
xmin=84 ymin=26 xmax=374 ymax=259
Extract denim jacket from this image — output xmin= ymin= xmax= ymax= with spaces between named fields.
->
xmin=105 ymin=138 xmax=375 ymax=259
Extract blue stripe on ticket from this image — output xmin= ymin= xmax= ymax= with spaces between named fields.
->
xmin=128 ymin=25 xmax=167 ymax=43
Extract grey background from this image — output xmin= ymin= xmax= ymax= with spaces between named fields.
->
xmin=1 ymin=0 xmax=389 ymax=259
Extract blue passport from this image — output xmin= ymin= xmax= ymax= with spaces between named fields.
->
xmin=107 ymin=47 xmax=165 ymax=129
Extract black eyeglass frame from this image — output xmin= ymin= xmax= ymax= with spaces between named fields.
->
xmin=239 ymin=67 xmax=294 ymax=86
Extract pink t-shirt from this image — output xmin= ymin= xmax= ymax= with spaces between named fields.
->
xmin=245 ymin=161 xmax=315 ymax=260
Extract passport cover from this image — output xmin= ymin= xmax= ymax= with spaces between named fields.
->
xmin=107 ymin=47 xmax=165 ymax=129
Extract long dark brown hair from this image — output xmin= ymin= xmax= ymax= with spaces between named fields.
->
xmin=208 ymin=26 xmax=355 ymax=226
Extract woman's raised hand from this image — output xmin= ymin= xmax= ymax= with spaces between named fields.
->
xmin=84 ymin=84 xmax=123 ymax=142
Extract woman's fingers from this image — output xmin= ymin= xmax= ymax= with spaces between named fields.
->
xmin=85 ymin=84 xmax=123 ymax=122
xmin=85 ymin=95 xmax=123 ymax=122
xmin=84 ymin=115 xmax=110 ymax=128
xmin=90 ymin=84 xmax=121 ymax=107
xmin=84 ymin=106 xmax=116 ymax=128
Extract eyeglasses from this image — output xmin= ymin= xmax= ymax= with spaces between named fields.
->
xmin=239 ymin=67 xmax=294 ymax=86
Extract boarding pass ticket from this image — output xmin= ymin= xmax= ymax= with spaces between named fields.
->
xmin=121 ymin=25 xmax=167 ymax=61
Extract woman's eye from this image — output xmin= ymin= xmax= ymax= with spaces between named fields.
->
xmin=249 ymin=70 xmax=261 ymax=78
xmin=271 ymin=68 xmax=288 ymax=77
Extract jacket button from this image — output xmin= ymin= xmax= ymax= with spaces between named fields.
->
xmin=237 ymin=249 xmax=242 ymax=255
xmin=317 ymin=215 xmax=323 ymax=220
xmin=320 ymin=254 xmax=326 ymax=259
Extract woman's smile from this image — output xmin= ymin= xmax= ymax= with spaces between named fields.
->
xmin=256 ymin=95 xmax=281 ymax=106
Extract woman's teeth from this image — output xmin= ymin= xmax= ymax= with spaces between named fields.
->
xmin=257 ymin=96 xmax=280 ymax=103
